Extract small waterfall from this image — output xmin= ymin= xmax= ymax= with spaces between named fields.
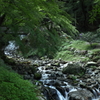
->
xmin=49 ymin=86 xmax=69 ymax=100
xmin=4 ymin=41 xmax=18 ymax=56
xmin=92 ymin=88 xmax=100 ymax=100
xmin=3 ymin=35 xmax=100 ymax=100
xmin=92 ymin=89 xmax=98 ymax=98
xmin=56 ymin=89 xmax=69 ymax=100
xmin=38 ymin=65 xmax=100 ymax=100
xmin=4 ymin=35 xmax=25 ymax=57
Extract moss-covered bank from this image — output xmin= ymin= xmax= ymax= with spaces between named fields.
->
xmin=0 ymin=60 xmax=38 ymax=100
xmin=54 ymin=40 xmax=100 ymax=62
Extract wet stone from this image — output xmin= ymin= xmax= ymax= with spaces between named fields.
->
xmin=69 ymin=89 xmax=94 ymax=100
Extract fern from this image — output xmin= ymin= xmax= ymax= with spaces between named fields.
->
xmin=0 ymin=0 xmax=78 ymax=58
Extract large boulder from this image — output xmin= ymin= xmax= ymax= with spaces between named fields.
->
xmin=69 ymin=89 xmax=94 ymax=100
xmin=62 ymin=62 xmax=85 ymax=75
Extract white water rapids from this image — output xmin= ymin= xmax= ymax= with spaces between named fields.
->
xmin=38 ymin=66 xmax=100 ymax=100
xmin=4 ymin=41 xmax=100 ymax=100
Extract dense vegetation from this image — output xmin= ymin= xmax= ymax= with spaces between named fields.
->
xmin=0 ymin=59 xmax=38 ymax=100
xmin=0 ymin=0 xmax=78 ymax=59
xmin=0 ymin=0 xmax=100 ymax=58
xmin=0 ymin=0 xmax=100 ymax=99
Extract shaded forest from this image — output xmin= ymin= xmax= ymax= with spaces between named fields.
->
xmin=0 ymin=0 xmax=100 ymax=100
xmin=0 ymin=0 xmax=100 ymax=60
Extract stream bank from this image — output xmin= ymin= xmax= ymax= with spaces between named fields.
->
xmin=4 ymin=39 xmax=100 ymax=100
xmin=7 ymin=55 xmax=100 ymax=100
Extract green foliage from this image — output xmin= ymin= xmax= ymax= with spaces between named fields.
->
xmin=68 ymin=75 xmax=77 ymax=80
xmin=55 ymin=48 xmax=89 ymax=61
xmin=89 ymin=0 xmax=100 ymax=23
xmin=90 ymin=65 xmax=97 ymax=69
xmin=0 ymin=64 xmax=38 ymax=100
xmin=65 ymin=40 xmax=91 ymax=50
xmin=78 ymin=72 xmax=85 ymax=77
xmin=79 ymin=32 xmax=100 ymax=48
xmin=63 ymin=0 xmax=95 ymax=31
xmin=91 ymin=49 xmax=100 ymax=54
xmin=0 ymin=0 xmax=79 ymax=58
xmin=34 ymin=72 xmax=42 ymax=80
xmin=54 ymin=40 xmax=89 ymax=61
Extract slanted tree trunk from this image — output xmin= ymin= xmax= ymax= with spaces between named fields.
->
xmin=0 ymin=14 xmax=8 ymax=62
xmin=0 ymin=48 xmax=7 ymax=62
xmin=0 ymin=14 xmax=6 ymax=26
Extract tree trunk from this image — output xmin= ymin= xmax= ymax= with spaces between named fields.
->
xmin=0 ymin=49 xmax=7 ymax=62
xmin=79 ymin=0 xmax=87 ymax=31
xmin=0 ymin=14 xmax=6 ymax=26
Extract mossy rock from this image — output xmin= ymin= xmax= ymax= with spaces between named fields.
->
xmin=90 ymin=43 xmax=100 ymax=49
xmin=62 ymin=63 xmax=85 ymax=75
xmin=34 ymin=72 xmax=42 ymax=80
xmin=5 ymin=57 xmax=16 ymax=65
xmin=91 ymin=49 xmax=100 ymax=55
xmin=85 ymin=61 xmax=98 ymax=67
xmin=92 ymin=56 xmax=100 ymax=62
xmin=30 ymin=66 xmax=37 ymax=74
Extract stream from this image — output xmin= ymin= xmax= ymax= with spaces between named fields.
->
xmin=38 ymin=64 xmax=100 ymax=100
xmin=4 ymin=41 xmax=100 ymax=100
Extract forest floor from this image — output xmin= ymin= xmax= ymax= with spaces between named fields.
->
xmin=0 ymin=39 xmax=100 ymax=100
xmin=54 ymin=39 xmax=100 ymax=62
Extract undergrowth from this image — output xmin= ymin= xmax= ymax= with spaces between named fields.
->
xmin=54 ymin=40 xmax=90 ymax=61
xmin=0 ymin=59 xmax=39 ymax=100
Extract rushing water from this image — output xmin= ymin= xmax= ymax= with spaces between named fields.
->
xmin=4 ymin=41 xmax=100 ymax=100
xmin=4 ymin=41 xmax=19 ymax=56
xmin=38 ymin=66 xmax=100 ymax=100
xmin=4 ymin=35 xmax=26 ymax=57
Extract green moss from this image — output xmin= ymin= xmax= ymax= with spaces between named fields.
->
xmin=58 ymin=40 xmax=91 ymax=52
xmin=92 ymin=56 xmax=100 ymax=61
xmin=91 ymin=49 xmax=100 ymax=54
xmin=54 ymin=39 xmax=91 ymax=61
xmin=55 ymin=51 xmax=73 ymax=60
xmin=68 ymin=75 xmax=77 ymax=80
xmin=34 ymin=72 xmax=42 ymax=80
xmin=90 ymin=43 xmax=100 ymax=48
xmin=68 ymin=40 xmax=91 ymax=50
xmin=0 ymin=66 xmax=38 ymax=100
xmin=55 ymin=50 xmax=89 ymax=61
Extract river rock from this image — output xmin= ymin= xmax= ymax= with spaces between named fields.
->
xmin=34 ymin=72 xmax=42 ymax=80
xmin=43 ymin=87 xmax=60 ymax=100
xmin=85 ymin=61 xmax=98 ymax=67
xmin=97 ymin=59 xmax=100 ymax=66
xmin=97 ymin=78 xmax=100 ymax=83
xmin=62 ymin=62 xmax=85 ymax=75
xmin=24 ymin=74 xmax=31 ymax=80
xmin=69 ymin=89 xmax=94 ymax=100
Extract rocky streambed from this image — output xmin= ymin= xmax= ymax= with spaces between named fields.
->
xmin=7 ymin=56 xmax=100 ymax=100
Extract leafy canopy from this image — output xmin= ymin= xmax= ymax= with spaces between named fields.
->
xmin=89 ymin=0 xmax=100 ymax=23
xmin=0 ymin=0 xmax=78 ymax=57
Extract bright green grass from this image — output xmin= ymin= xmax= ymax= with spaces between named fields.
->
xmin=55 ymin=50 xmax=89 ymax=61
xmin=66 ymin=40 xmax=91 ymax=50
xmin=0 ymin=61 xmax=38 ymax=100
xmin=54 ymin=40 xmax=90 ymax=61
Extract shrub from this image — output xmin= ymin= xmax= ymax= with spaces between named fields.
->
xmin=0 ymin=66 xmax=39 ymax=100
xmin=79 ymin=32 xmax=100 ymax=48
